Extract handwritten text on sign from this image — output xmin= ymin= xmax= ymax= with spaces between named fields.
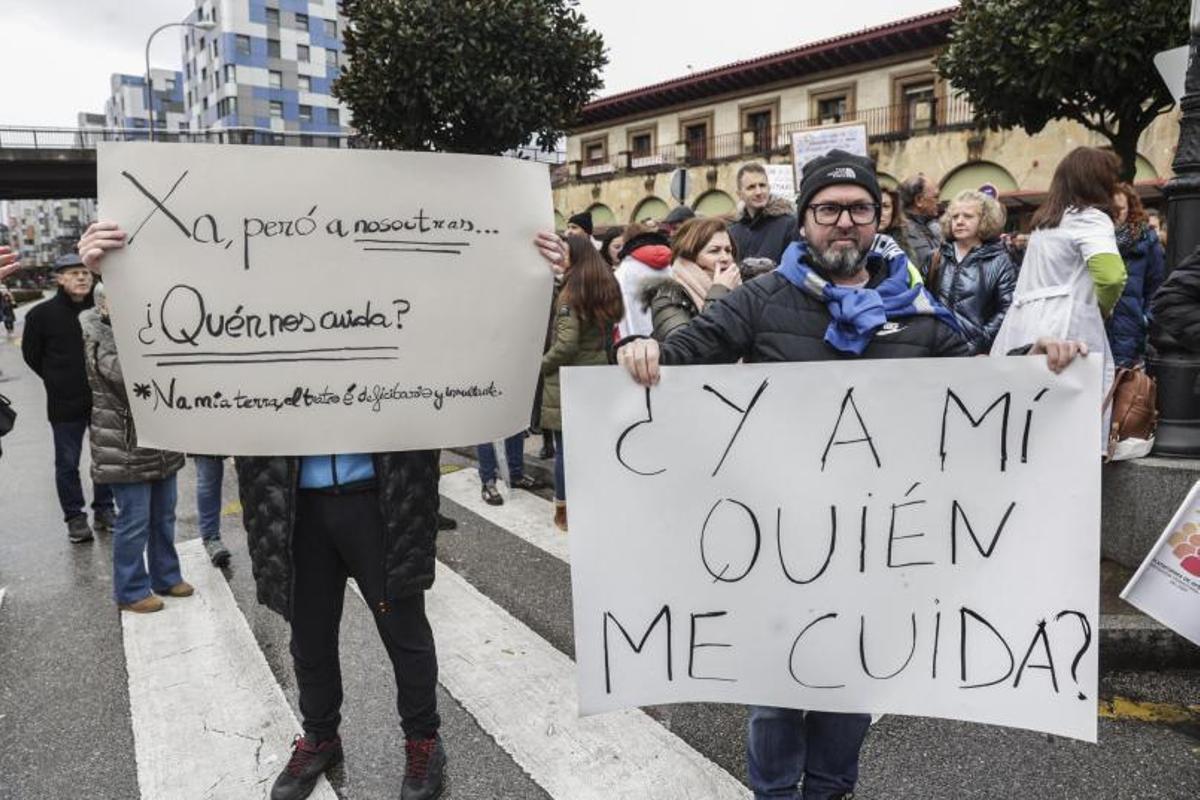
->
xmin=97 ymin=143 xmax=552 ymax=455
xmin=563 ymin=357 xmax=1101 ymax=742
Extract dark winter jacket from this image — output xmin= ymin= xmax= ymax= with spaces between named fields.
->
xmin=640 ymin=278 xmax=731 ymax=342
xmin=729 ymin=197 xmax=799 ymax=266
xmin=638 ymin=260 xmax=775 ymax=342
xmin=234 ymin=451 xmax=440 ymax=619
xmin=79 ymin=309 xmax=184 ymax=484
xmin=1106 ymin=226 xmax=1165 ymax=366
xmin=929 ymin=239 xmax=1018 ymax=355
xmin=21 ymin=287 xmax=95 ymax=422
xmin=540 ymin=304 xmax=611 ymax=430
xmin=905 ymin=214 xmax=942 ymax=274
xmin=656 ymin=252 xmax=971 ymax=366
xmin=1151 ymin=245 xmax=1200 ymax=353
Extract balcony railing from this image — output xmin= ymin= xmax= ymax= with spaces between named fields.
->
xmin=0 ymin=125 xmax=568 ymax=165
xmin=568 ymin=96 xmax=977 ymax=181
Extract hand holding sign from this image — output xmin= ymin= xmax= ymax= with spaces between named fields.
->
xmin=0 ymin=246 xmax=20 ymax=281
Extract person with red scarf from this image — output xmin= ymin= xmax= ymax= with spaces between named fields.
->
xmin=613 ymin=222 xmax=672 ymax=338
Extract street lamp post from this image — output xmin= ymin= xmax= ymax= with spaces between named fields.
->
xmin=1148 ymin=0 xmax=1200 ymax=456
xmin=145 ymin=18 xmax=215 ymax=142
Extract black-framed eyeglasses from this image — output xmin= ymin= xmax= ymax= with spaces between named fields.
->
xmin=808 ymin=203 xmax=880 ymax=226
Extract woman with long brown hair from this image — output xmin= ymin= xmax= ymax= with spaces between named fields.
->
xmin=640 ymin=217 xmax=742 ymax=341
xmin=540 ymin=235 xmax=624 ymax=530
xmin=991 ymin=146 xmax=1127 ymax=451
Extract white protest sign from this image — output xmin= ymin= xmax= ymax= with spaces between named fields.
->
xmin=763 ymin=164 xmax=796 ymax=201
xmin=97 ymin=143 xmax=552 ymax=455
xmin=791 ymin=123 xmax=869 ymax=188
xmin=1121 ymin=480 xmax=1200 ymax=646
xmin=563 ymin=356 xmax=1102 ymax=742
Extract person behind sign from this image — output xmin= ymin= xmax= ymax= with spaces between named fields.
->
xmin=925 ymin=190 xmax=1017 ymax=355
xmin=21 ymin=253 xmax=117 ymax=544
xmin=598 ymin=226 xmax=625 ymax=269
xmin=878 ymin=187 xmax=917 ymax=266
xmin=729 ymin=162 xmax=799 ymax=266
xmin=77 ymin=222 xmax=451 ymax=800
xmin=610 ymin=150 xmax=1088 ymax=800
xmin=899 ymin=173 xmax=943 ymax=273
xmin=1106 ymin=182 xmax=1165 ymax=368
xmin=990 ymin=146 xmax=1126 ymax=451
xmin=613 ymin=222 xmax=673 ymax=338
xmin=639 ymin=217 xmax=742 ymax=342
xmin=80 ymin=283 xmax=191 ymax=613
xmin=540 ymin=235 xmax=624 ymax=531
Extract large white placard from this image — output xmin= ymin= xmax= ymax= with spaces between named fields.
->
xmin=790 ymin=123 xmax=869 ymax=188
xmin=97 ymin=143 xmax=552 ymax=455
xmin=563 ymin=356 xmax=1102 ymax=742
xmin=1121 ymin=480 xmax=1200 ymax=646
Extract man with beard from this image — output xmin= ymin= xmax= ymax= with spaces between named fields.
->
xmin=615 ymin=149 xmax=1087 ymax=800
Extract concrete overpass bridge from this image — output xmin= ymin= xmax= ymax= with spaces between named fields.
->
xmin=0 ymin=126 xmax=565 ymax=200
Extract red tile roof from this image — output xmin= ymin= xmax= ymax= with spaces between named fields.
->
xmin=578 ymin=7 xmax=958 ymax=128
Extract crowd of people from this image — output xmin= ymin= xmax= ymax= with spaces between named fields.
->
xmin=0 ymin=140 xmax=1185 ymax=800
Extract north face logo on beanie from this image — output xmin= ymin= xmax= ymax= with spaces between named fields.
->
xmin=826 ymin=167 xmax=857 ymax=180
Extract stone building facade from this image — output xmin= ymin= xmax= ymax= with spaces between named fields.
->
xmin=553 ymin=8 xmax=1177 ymax=230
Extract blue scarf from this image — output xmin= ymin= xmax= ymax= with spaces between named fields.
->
xmin=777 ymin=238 xmax=961 ymax=355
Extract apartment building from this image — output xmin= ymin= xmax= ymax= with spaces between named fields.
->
xmin=180 ymin=0 xmax=352 ymax=145
xmin=104 ymin=71 xmax=188 ymax=136
xmin=553 ymin=8 xmax=1178 ymax=230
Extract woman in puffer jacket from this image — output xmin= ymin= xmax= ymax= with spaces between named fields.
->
xmin=639 ymin=217 xmax=742 ymax=342
xmin=81 ymin=284 xmax=189 ymax=614
xmin=927 ymin=190 xmax=1017 ymax=355
xmin=1106 ymin=183 xmax=1165 ymax=367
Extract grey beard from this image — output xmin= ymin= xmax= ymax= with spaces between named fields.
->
xmin=811 ymin=243 xmax=866 ymax=279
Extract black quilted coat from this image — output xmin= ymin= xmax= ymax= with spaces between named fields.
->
xmin=658 ymin=255 xmax=970 ymax=365
xmin=235 ymin=451 xmax=440 ymax=619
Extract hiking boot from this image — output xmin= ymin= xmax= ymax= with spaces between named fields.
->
xmin=157 ymin=581 xmax=194 ymax=598
xmin=481 ymin=481 xmax=504 ymax=506
xmin=119 ymin=595 xmax=164 ymax=613
xmin=66 ymin=514 xmax=93 ymax=544
xmin=93 ymin=508 xmax=116 ymax=534
xmin=510 ymin=475 xmax=541 ymax=492
xmin=204 ymin=537 xmax=231 ymax=568
xmin=553 ymin=501 xmax=567 ymax=532
xmin=270 ymin=735 xmax=343 ymax=800
xmin=436 ymin=513 xmax=457 ymax=531
xmin=401 ymin=735 xmax=446 ymax=800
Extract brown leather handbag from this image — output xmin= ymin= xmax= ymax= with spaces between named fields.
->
xmin=1103 ymin=365 xmax=1158 ymax=461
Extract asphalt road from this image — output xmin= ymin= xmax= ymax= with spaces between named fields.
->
xmin=0 ymin=302 xmax=1197 ymax=800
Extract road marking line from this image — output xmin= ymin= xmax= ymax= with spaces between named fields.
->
xmin=122 ymin=539 xmax=336 ymax=800
xmin=440 ymin=468 xmax=569 ymax=563
xmin=354 ymin=567 xmax=749 ymax=799
xmin=1099 ymin=696 xmax=1200 ymax=725
xmin=0 ymin=586 xmax=6 ymax=611
xmin=221 ymin=500 xmax=242 ymax=517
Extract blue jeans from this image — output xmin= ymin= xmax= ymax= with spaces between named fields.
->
xmin=747 ymin=706 xmax=871 ymax=800
xmin=194 ymin=456 xmax=224 ymax=541
xmin=476 ymin=433 xmax=526 ymax=485
xmin=110 ymin=476 xmax=183 ymax=605
xmin=51 ymin=420 xmax=114 ymax=522
xmin=552 ymin=430 xmax=565 ymax=501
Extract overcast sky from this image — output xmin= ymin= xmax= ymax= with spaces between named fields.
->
xmin=1 ymin=0 xmax=957 ymax=128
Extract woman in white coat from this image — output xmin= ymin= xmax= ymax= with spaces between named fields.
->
xmin=991 ymin=147 xmax=1127 ymax=452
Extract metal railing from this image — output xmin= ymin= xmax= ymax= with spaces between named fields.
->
xmin=572 ymin=96 xmax=978 ymax=179
xmin=0 ymin=125 xmax=567 ymax=164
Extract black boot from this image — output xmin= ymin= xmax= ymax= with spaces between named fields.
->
xmin=270 ymin=735 xmax=342 ymax=800
xmin=401 ymin=735 xmax=446 ymax=800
